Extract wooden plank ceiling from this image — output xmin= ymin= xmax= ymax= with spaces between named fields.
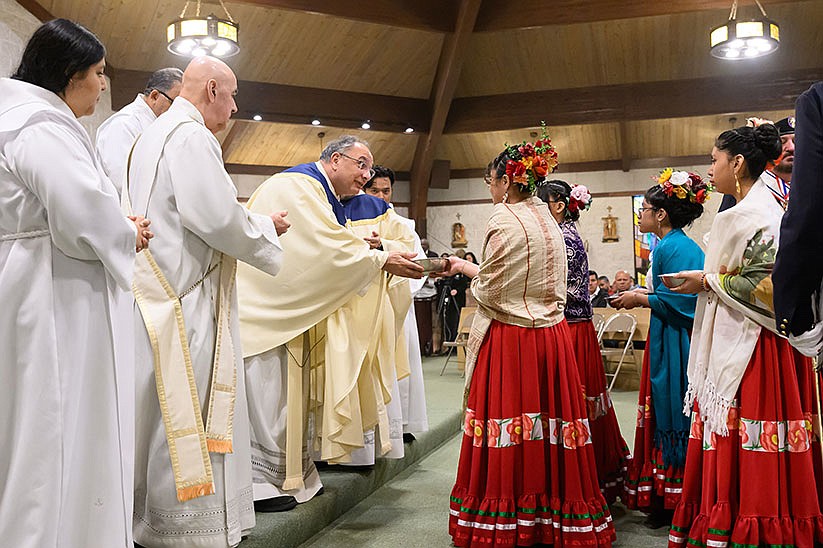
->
xmin=19 ymin=0 xmax=820 ymax=176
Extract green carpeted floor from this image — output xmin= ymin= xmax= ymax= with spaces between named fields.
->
xmin=293 ymin=358 xmax=670 ymax=548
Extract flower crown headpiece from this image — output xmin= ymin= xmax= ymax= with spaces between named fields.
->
xmin=746 ymin=116 xmax=774 ymax=128
xmin=503 ymin=122 xmax=559 ymax=193
xmin=567 ymin=184 xmax=592 ymax=217
xmin=745 ymin=117 xmax=783 ymax=169
xmin=655 ymin=168 xmax=713 ymax=205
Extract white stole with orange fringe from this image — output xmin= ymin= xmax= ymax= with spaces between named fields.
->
xmin=125 ymin=119 xmax=239 ymax=502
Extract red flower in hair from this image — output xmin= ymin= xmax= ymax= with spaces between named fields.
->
xmin=519 ymin=143 xmax=535 ymax=157
xmin=532 ymin=156 xmax=549 ymax=178
xmin=506 ymin=160 xmax=526 ymax=181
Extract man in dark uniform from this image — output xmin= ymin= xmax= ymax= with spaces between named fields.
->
xmin=773 ymin=83 xmax=823 ymax=353
xmin=718 ymin=116 xmax=795 ymax=212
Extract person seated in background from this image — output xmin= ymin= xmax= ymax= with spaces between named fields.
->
xmin=598 ymin=275 xmax=612 ymax=295
xmin=612 ymin=269 xmax=639 ymax=295
xmin=589 ymin=270 xmax=609 ymax=307
xmin=421 ymin=238 xmax=438 ymax=258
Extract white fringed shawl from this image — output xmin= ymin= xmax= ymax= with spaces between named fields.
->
xmin=685 ymin=176 xmax=784 ymax=435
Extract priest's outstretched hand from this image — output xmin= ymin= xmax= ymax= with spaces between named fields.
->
xmin=270 ymin=210 xmax=290 ymax=236
xmin=383 ymin=251 xmax=424 ymax=279
xmin=129 ymin=215 xmax=154 ymax=252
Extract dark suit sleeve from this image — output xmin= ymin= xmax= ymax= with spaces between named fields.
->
xmin=773 ymin=82 xmax=823 ymax=335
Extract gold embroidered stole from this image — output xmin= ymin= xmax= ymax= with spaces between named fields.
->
xmin=125 ymin=118 xmax=239 ymax=501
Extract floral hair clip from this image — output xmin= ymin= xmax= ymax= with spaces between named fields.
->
xmin=503 ymin=122 xmax=559 ymax=193
xmin=745 ymin=116 xmax=774 ymax=128
xmin=656 ymin=168 xmax=713 ymax=205
xmin=568 ymin=184 xmax=592 ymax=215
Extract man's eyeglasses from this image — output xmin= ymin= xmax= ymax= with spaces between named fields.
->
xmin=153 ymin=89 xmax=174 ymax=103
xmin=339 ymin=152 xmax=375 ymax=178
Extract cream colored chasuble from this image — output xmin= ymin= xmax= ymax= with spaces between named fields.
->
xmin=125 ymin=116 xmax=238 ymax=502
xmin=238 ymin=169 xmax=395 ymax=490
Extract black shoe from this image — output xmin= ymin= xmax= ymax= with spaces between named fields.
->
xmin=643 ymin=509 xmax=673 ymax=529
xmin=254 ymin=495 xmax=298 ymax=513
xmin=403 ymin=433 xmax=416 ymax=443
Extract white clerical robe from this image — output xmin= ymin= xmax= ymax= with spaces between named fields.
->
xmin=394 ymin=213 xmax=430 ymax=434
xmin=96 ymin=94 xmax=156 ymax=195
xmin=238 ymin=164 xmax=391 ymax=502
xmin=129 ymin=98 xmax=282 ymax=548
xmin=0 ymin=78 xmax=136 ymax=548
xmin=335 ymin=201 xmax=417 ymax=465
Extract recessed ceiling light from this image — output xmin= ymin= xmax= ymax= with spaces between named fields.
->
xmin=252 ymin=114 xmax=262 ymax=121
xmin=361 ymin=121 xmax=371 ymax=130
xmin=311 ymin=119 xmax=321 ymax=126
xmin=404 ymin=127 xmax=414 ymax=134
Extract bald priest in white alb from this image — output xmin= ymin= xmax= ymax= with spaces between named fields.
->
xmin=128 ymin=56 xmax=289 ymax=548
xmin=96 ymin=67 xmax=182 ymax=194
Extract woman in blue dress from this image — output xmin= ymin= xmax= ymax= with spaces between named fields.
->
xmin=610 ymin=169 xmax=710 ymax=526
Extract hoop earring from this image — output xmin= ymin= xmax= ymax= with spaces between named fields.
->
xmin=735 ymin=173 xmax=741 ymax=194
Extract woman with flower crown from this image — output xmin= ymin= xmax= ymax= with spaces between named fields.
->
xmin=664 ymin=123 xmax=823 ymax=547
xmin=610 ymin=169 xmax=708 ymax=526
xmin=537 ymin=180 xmax=631 ymax=505
xmin=441 ymin=133 xmax=615 ymax=547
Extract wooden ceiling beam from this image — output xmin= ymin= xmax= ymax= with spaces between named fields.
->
xmin=226 ymin=154 xmax=712 ymax=185
xmin=219 ymin=120 xmax=243 ymax=158
xmin=446 ymin=66 xmax=823 ymax=133
xmin=226 ymin=163 xmax=411 ymax=180
xmin=106 ymin=67 xmax=429 ymax=132
xmin=408 ymin=0 xmax=482 ymax=237
xmin=475 ymin=0 xmax=799 ymax=31
xmin=230 ymin=0 xmax=455 ymax=32
xmin=14 ymin=0 xmax=52 ymax=21
xmin=619 ymin=121 xmax=631 ymax=173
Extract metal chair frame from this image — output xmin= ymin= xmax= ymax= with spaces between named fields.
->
xmin=440 ymin=310 xmax=475 ymax=376
xmin=591 ymin=312 xmax=606 ymax=342
xmin=599 ymin=313 xmax=638 ymax=391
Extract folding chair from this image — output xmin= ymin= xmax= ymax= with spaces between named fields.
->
xmin=599 ymin=313 xmax=637 ymax=391
xmin=591 ymin=312 xmax=606 ymax=342
xmin=440 ymin=308 xmax=476 ymax=376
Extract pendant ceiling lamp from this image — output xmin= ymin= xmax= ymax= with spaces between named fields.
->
xmin=167 ymin=0 xmax=239 ymax=58
xmin=710 ymin=0 xmax=780 ymax=60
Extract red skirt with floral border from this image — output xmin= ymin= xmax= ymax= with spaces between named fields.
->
xmin=449 ymin=320 xmax=615 ymax=547
xmin=668 ymin=330 xmax=823 ymax=548
xmin=567 ymin=320 xmax=631 ymax=504
xmin=623 ymin=348 xmax=684 ymax=511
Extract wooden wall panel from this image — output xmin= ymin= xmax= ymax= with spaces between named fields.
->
xmin=627 ymin=109 xmax=795 ymax=159
xmin=457 ymin=1 xmax=823 ymax=97
xmin=435 ymin=124 xmax=622 ymax=170
xmin=42 ymin=0 xmax=443 ymax=98
xmin=222 ymin=121 xmax=418 ymax=170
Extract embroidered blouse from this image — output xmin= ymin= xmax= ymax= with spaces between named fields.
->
xmin=560 ymin=220 xmax=592 ymax=322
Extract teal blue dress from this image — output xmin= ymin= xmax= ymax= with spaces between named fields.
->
xmin=646 ymin=228 xmax=705 ymax=468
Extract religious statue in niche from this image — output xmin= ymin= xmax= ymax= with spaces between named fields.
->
xmin=452 ymin=213 xmax=468 ymax=248
xmin=602 ymin=206 xmax=619 ymax=242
